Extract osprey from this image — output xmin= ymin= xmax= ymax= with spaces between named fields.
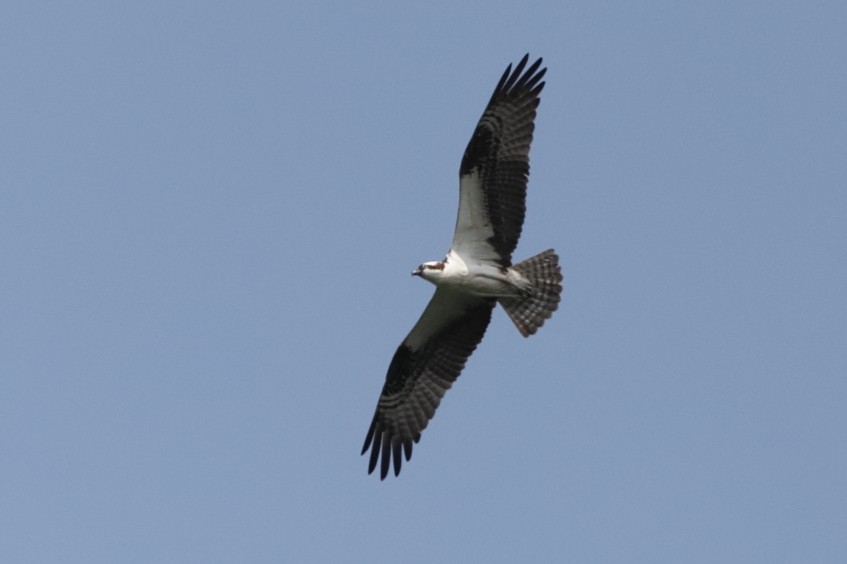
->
xmin=362 ymin=55 xmax=563 ymax=479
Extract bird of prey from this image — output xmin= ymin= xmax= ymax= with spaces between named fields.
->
xmin=362 ymin=55 xmax=562 ymax=479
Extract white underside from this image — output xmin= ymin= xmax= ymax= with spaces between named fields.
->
xmin=402 ymin=168 xmax=531 ymax=350
xmin=404 ymin=250 xmax=529 ymax=350
xmin=421 ymin=249 xmax=529 ymax=298
xmin=450 ymin=171 xmax=502 ymax=264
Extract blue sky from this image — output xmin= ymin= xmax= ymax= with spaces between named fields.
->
xmin=2 ymin=2 xmax=845 ymax=562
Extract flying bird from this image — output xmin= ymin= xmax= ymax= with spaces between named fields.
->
xmin=362 ymin=55 xmax=562 ymax=479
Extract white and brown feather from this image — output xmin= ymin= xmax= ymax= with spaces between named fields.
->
xmin=452 ymin=55 xmax=546 ymax=267
xmin=361 ymin=289 xmax=495 ymax=479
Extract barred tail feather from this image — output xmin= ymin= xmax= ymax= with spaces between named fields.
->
xmin=499 ymin=249 xmax=563 ymax=337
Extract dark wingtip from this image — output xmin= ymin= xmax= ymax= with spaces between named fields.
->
xmin=363 ymin=420 xmax=416 ymax=479
xmin=495 ymin=55 xmax=546 ymax=98
xmin=380 ymin=438 xmax=391 ymax=480
xmin=513 ymin=53 xmax=529 ymax=76
xmin=393 ymin=442 xmax=402 ymax=477
xmin=366 ymin=421 xmax=382 ymax=475
xmin=361 ymin=416 xmax=377 ymax=455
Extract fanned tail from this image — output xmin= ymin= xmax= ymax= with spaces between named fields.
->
xmin=499 ymin=249 xmax=563 ymax=337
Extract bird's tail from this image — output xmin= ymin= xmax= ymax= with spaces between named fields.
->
xmin=499 ymin=249 xmax=563 ymax=337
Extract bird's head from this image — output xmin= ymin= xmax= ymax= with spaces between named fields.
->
xmin=412 ymin=261 xmax=445 ymax=284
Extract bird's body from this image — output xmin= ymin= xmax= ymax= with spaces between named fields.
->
xmin=362 ymin=55 xmax=563 ymax=479
xmin=415 ymin=250 xmax=533 ymax=299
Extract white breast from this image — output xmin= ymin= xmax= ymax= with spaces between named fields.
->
xmin=441 ymin=250 xmax=524 ymax=298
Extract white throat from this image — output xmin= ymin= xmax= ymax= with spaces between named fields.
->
xmin=417 ymin=250 xmax=468 ymax=286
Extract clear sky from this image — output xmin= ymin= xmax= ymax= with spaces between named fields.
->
xmin=2 ymin=2 xmax=845 ymax=562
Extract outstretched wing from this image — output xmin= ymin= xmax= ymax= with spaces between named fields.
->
xmin=451 ymin=54 xmax=546 ymax=267
xmin=362 ymin=289 xmax=495 ymax=479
